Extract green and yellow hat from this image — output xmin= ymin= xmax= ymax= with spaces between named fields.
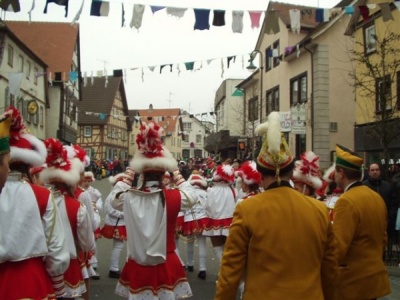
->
xmin=0 ymin=116 xmax=11 ymax=155
xmin=335 ymin=144 xmax=363 ymax=172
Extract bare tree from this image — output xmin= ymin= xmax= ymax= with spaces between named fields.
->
xmin=349 ymin=31 xmax=400 ymax=178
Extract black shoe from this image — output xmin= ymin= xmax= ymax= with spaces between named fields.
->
xmin=91 ymin=271 xmax=100 ymax=280
xmin=187 ymin=266 xmax=194 ymax=272
xmin=108 ymin=270 xmax=120 ymax=279
xmin=198 ymin=271 xmax=206 ymax=280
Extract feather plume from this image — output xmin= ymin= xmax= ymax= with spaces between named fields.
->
xmin=267 ymin=112 xmax=281 ymax=156
xmin=255 ymin=121 xmax=269 ymax=136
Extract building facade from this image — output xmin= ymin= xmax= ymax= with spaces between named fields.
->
xmin=0 ymin=21 xmax=47 ymax=140
xmin=77 ymin=75 xmax=131 ymax=161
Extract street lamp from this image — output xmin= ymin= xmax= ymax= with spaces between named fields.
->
xmin=247 ymin=50 xmax=264 ymax=123
xmin=247 ymin=50 xmax=264 ymax=160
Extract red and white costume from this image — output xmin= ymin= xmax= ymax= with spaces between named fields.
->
xmin=0 ymin=176 xmax=70 ymax=299
xmin=112 ymin=180 xmax=197 ymax=299
xmin=51 ymin=186 xmax=95 ymax=297
xmin=203 ymin=165 xmax=237 ymax=237
xmin=0 ymin=107 xmax=69 ymax=299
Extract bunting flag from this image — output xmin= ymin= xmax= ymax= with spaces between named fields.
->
xmin=43 ymin=0 xmax=69 ymax=17
xmin=90 ymin=0 xmax=110 ymax=17
xmin=0 ymin=0 xmax=21 ymax=12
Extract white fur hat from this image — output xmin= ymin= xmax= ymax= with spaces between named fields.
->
xmin=130 ymin=121 xmax=177 ymax=173
xmin=64 ymin=144 xmax=90 ymax=173
xmin=4 ymin=106 xmax=47 ymax=167
xmin=188 ymin=170 xmax=207 ymax=188
xmin=236 ymin=161 xmax=261 ymax=185
xmin=292 ymin=151 xmax=323 ymax=189
xmin=40 ymin=138 xmax=81 ymax=186
xmin=84 ymin=171 xmax=95 ymax=182
xmin=213 ymin=164 xmax=235 ymax=184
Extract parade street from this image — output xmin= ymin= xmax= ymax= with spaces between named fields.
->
xmin=89 ymin=180 xmax=400 ymax=300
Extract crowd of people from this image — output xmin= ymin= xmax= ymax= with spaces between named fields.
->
xmin=0 ymin=107 xmax=398 ymax=299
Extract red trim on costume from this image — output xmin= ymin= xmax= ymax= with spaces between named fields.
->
xmin=30 ymin=183 xmax=51 ymax=217
xmin=205 ymin=218 xmax=233 ymax=230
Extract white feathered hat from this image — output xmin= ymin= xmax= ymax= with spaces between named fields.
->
xmin=130 ymin=121 xmax=177 ymax=173
xmin=39 ymin=138 xmax=81 ymax=186
xmin=236 ymin=160 xmax=262 ymax=185
xmin=255 ymin=111 xmax=294 ymax=183
xmin=213 ymin=164 xmax=235 ymax=184
xmin=292 ymin=151 xmax=323 ymax=189
xmin=188 ymin=170 xmax=207 ymax=188
xmin=4 ymin=106 xmax=47 ymax=167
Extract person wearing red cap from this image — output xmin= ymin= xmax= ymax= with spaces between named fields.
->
xmin=64 ymin=144 xmax=98 ymax=299
xmin=235 ymin=160 xmax=262 ymax=205
xmin=101 ymin=167 xmax=134 ymax=279
xmin=0 ymin=107 xmax=70 ymax=299
xmin=202 ymin=164 xmax=237 ymax=265
xmin=111 ymin=120 xmax=198 ymax=299
xmin=292 ymin=151 xmax=323 ymax=198
xmin=183 ymin=170 xmax=210 ymax=280
xmin=40 ymin=138 xmax=96 ymax=299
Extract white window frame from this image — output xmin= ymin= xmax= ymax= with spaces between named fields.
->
xmin=84 ymin=126 xmax=92 ymax=137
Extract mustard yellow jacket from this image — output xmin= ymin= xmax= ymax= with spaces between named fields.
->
xmin=215 ymin=182 xmax=337 ymax=300
xmin=333 ymin=182 xmax=391 ymax=300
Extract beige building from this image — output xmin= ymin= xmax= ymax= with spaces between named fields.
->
xmin=0 ymin=20 xmax=47 ymax=140
xmin=6 ymin=21 xmax=82 ymax=144
xmin=345 ymin=0 xmax=400 ymax=165
xmin=240 ymin=0 xmax=355 ymax=168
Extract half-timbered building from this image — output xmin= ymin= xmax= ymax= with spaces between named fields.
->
xmin=77 ymin=74 xmax=131 ymax=161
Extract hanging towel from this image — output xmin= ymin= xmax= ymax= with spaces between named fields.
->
xmin=249 ymin=11 xmax=262 ymax=29
xmin=232 ymin=11 xmax=244 ymax=33
xmin=90 ymin=0 xmax=109 ymax=17
xmin=194 ymin=9 xmax=211 ymax=30
xmin=185 ymin=62 xmax=195 ymax=71
xmin=379 ymin=3 xmax=393 ymax=22
xmin=289 ymin=9 xmax=300 ymax=33
xmin=167 ymin=7 xmax=187 ymax=18
xmin=358 ymin=6 xmax=370 ymax=22
xmin=264 ymin=11 xmax=279 ymax=34
xmin=212 ymin=10 xmax=225 ymax=26
xmin=150 ymin=6 xmax=165 ymax=14
xmin=130 ymin=4 xmax=145 ymax=30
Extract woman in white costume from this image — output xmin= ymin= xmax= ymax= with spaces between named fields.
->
xmin=112 ymin=120 xmax=198 ymax=299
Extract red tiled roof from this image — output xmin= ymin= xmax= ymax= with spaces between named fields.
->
xmin=137 ymin=108 xmax=181 ymax=133
xmin=5 ymin=21 xmax=79 ymax=73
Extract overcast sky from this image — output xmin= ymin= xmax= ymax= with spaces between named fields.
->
xmin=4 ymin=0 xmax=341 ymax=115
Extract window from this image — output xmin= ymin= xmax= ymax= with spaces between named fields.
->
xmin=295 ymin=134 xmax=306 ymax=158
xmin=266 ymin=86 xmax=279 ymax=114
xmin=7 ymin=45 xmax=13 ymax=67
xmin=265 ymin=46 xmax=272 ymax=71
xmin=376 ymin=75 xmax=392 ymax=113
xmin=248 ymin=96 xmax=258 ymax=122
xmin=33 ymin=108 xmax=39 ymax=125
xmin=290 ymin=73 xmax=308 ymax=106
xmin=34 ymin=67 xmax=38 ymax=85
xmin=183 ymin=122 xmax=192 ymax=132
xmin=273 ymin=40 xmax=280 ymax=67
xmin=196 ymin=134 xmax=202 ymax=143
xmin=130 ymin=134 xmax=135 ymax=143
xmin=364 ymin=23 xmax=376 ymax=55
xmin=26 ymin=61 xmax=31 ymax=80
xmin=18 ymin=55 xmax=24 ymax=72
xmin=84 ymin=126 xmax=92 ymax=137
xmin=397 ymin=71 xmax=400 ymax=108
xmin=84 ymin=148 xmax=92 ymax=159
xmin=39 ymin=105 xmax=44 ymax=126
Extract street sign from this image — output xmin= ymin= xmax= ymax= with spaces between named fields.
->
xmin=291 ymin=103 xmax=306 ymax=121
xmin=279 ymin=111 xmax=291 ymax=132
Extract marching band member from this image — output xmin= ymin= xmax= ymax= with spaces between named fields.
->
xmin=40 ymin=138 xmax=96 ymax=299
xmin=112 ymin=119 xmax=197 ymax=299
xmin=0 ymin=107 xmax=69 ymax=299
